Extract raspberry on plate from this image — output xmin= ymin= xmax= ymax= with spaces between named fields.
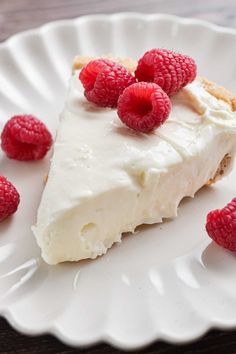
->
xmin=135 ymin=48 xmax=197 ymax=96
xmin=0 ymin=176 xmax=20 ymax=222
xmin=1 ymin=115 xmax=52 ymax=161
xmin=117 ymin=82 xmax=171 ymax=133
xmin=79 ymin=59 xmax=136 ymax=108
xmin=206 ymin=198 xmax=236 ymax=252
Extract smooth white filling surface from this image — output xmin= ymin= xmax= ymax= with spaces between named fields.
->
xmin=33 ymin=74 xmax=236 ymax=264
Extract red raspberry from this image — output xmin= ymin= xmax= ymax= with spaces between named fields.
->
xmin=135 ymin=49 xmax=197 ymax=95
xmin=206 ymin=198 xmax=236 ymax=252
xmin=117 ymin=82 xmax=171 ymax=133
xmin=1 ymin=115 xmax=52 ymax=161
xmin=0 ymin=176 xmax=20 ymax=222
xmin=79 ymin=59 xmax=136 ymax=108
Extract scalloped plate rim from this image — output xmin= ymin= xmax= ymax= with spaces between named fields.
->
xmin=1 ymin=12 xmax=236 ymax=50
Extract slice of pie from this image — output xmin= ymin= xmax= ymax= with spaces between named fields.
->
xmin=32 ymin=56 xmax=236 ymax=265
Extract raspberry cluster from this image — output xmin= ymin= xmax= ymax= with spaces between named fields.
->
xmin=79 ymin=49 xmax=196 ymax=133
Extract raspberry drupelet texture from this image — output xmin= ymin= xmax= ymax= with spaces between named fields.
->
xmin=117 ymin=82 xmax=171 ymax=133
xmin=1 ymin=115 xmax=52 ymax=161
xmin=79 ymin=59 xmax=136 ymax=107
xmin=0 ymin=176 xmax=20 ymax=222
xmin=135 ymin=49 xmax=197 ymax=96
xmin=206 ymin=198 xmax=236 ymax=252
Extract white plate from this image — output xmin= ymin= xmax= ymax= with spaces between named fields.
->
xmin=0 ymin=13 xmax=236 ymax=350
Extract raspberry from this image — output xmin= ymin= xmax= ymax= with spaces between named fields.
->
xmin=79 ymin=59 xmax=136 ymax=107
xmin=117 ymin=82 xmax=171 ymax=133
xmin=1 ymin=115 xmax=52 ymax=161
xmin=0 ymin=176 xmax=20 ymax=222
xmin=135 ymin=49 xmax=197 ymax=95
xmin=206 ymin=198 xmax=236 ymax=252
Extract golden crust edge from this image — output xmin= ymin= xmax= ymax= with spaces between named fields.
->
xmin=198 ymin=77 xmax=236 ymax=112
xmin=206 ymin=154 xmax=232 ymax=186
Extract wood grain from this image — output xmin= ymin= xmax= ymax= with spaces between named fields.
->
xmin=0 ymin=0 xmax=236 ymax=41
xmin=0 ymin=0 xmax=236 ymax=353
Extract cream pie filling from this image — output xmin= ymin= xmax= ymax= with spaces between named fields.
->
xmin=32 ymin=71 xmax=236 ymax=264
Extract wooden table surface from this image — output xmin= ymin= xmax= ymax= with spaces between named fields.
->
xmin=1 ymin=0 xmax=236 ymax=353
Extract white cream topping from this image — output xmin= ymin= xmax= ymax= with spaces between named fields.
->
xmin=33 ymin=73 xmax=236 ymax=264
